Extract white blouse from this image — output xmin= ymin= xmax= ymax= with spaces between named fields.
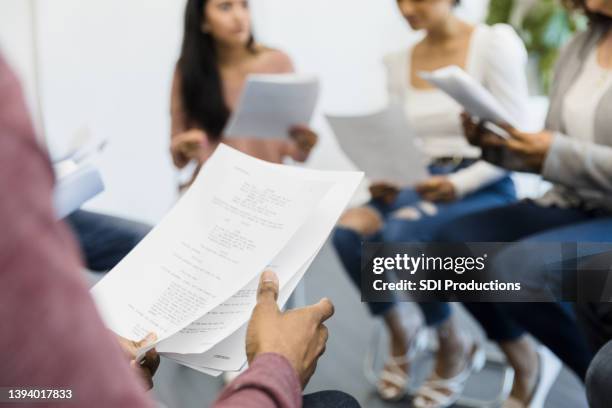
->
xmin=563 ymin=47 xmax=612 ymax=142
xmin=384 ymin=23 xmax=530 ymax=197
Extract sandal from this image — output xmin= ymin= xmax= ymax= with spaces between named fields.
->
xmin=371 ymin=328 xmax=429 ymax=402
xmin=503 ymin=345 xmax=561 ymax=408
xmin=412 ymin=343 xmax=486 ymax=408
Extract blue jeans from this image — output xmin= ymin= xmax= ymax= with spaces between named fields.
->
xmin=303 ymin=391 xmax=361 ymax=408
xmin=332 ymin=161 xmax=516 ymax=326
xmin=66 ymin=209 xmax=151 ymax=272
xmin=436 ymin=200 xmax=612 ymax=379
xmin=586 ymin=340 xmax=612 ymax=408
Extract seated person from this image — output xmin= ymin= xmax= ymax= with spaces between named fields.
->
xmin=434 ymin=0 xmax=612 ymax=406
xmin=332 ymin=0 xmax=529 ymax=405
xmin=65 ymin=209 xmax=150 ymax=272
xmin=0 ymin=52 xmax=358 ymax=408
xmin=170 ymin=0 xmax=317 ymax=190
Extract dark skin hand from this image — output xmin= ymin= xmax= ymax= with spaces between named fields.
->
xmin=370 ymin=177 xmax=457 ymax=204
xmin=369 ymin=182 xmax=400 ymax=205
xmin=461 ymin=112 xmax=553 ymax=174
xmin=415 ymin=176 xmax=457 ymax=203
xmin=116 ymin=332 xmax=161 ymax=390
xmin=289 ymin=124 xmax=318 ymax=156
xmin=246 ymin=270 xmax=333 ymax=388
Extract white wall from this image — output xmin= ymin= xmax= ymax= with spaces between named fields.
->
xmin=1 ymin=0 xmax=489 ymax=224
xmin=35 ymin=0 xmax=185 ymax=224
xmin=0 ymin=0 xmax=42 ymax=138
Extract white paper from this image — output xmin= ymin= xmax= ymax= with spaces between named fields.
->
xmin=53 ymin=161 xmax=104 ymax=219
xmin=224 ymin=74 xmax=320 ymax=139
xmin=327 ymin=103 xmax=429 ymax=186
xmin=156 ymin=165 xmax=363 ymax=355
xmin=164 ymin=255 xmax=315 ymax=372
xmin=419 ymin=66 xmax=518 ymax=128
xmin=91 ymin=145 xmax=332 ymax=344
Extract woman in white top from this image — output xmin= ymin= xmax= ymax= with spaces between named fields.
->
xmin=332 ymin=0 xmax=530 ymax=406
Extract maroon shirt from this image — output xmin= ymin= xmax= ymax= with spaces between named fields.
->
xmin=0 ymin=55 xmax=301 ymax=408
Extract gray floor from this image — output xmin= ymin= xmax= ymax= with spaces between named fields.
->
xmin=150 ymin=241 xmax=588 ymax=408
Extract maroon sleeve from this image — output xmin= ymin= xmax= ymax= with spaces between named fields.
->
xmin=0 ymin=55 xmax=303 ymax=408
xmin=213 ymin=353 xmax=302 ymax=408
xmin=0 ymin=55 xmax=154 ymax=407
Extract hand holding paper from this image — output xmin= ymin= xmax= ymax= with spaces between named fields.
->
xmin=245 ymin=270 xmax=333 ymax=388
xmin=91 ymin=144 xmax=363 ymax=375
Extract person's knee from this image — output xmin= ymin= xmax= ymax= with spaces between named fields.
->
xmin=332 ymin=226 xmax=359 ymax=254
xmin=337 ymin=207 xmax=382 ymax=236
xmin=586 ymin=341 xmax=612 ymax=408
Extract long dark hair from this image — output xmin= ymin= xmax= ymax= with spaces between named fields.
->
xmin=178 ymin=0 xmax=255 ymax=140
xmin=563 ymin=0 xmax=612 ymax=26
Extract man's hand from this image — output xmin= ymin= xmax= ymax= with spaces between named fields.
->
xmin=415 ymin=176 xmax=457 ymax=202
xmin=246 ymin=271 xmax=334 ymax=388
xmin=369 ymin=182 xmax=400 ymax=205
xmin=116 ymin=332 xmax=160 ymax=390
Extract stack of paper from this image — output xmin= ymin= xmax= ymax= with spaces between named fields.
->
xmin=326 ymin=103 xmax=429 ymax=186
xmin=91 ymin=144 xmax=362 ymax=375
xmin=224 ymin=74 xmax=320 ymax=139
xmin=52 ymin=131 xmax=107 ymax=219
xmin=419 ymin=66 xmax=518 ymax=128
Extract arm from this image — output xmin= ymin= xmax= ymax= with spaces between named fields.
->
xmin=541 ymin=134 xmax=612 ymax=193
xmin=0 ymin=56 xmax=154 ymax=408
xmin=447 ymin=161 xmax=507 ymax=198
xmin=213 ymin=354 xmax=302 ymax=408
xmin=540 ymin=29 xmax=612 ymax=193
xmin=449 ymin=25 xmax=531 ymax=196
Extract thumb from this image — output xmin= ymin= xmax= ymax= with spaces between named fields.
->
xmin=256 ymin=270 xmax=280 ymax=308
xmin=498 ymin=123 xmax=521 ymax=139
xmin=134 ymin=332 xmax=158 ymax=350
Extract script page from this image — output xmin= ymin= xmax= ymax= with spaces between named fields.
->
xmin=327 ymin=103 xmax=429 ymax=186
xmin=224 ymin=74 xmax=320 ymax=139
xmin=156 ymin=166 xmax=363 ymax=354
xmin=419 ymin=66 xmax=518 ymax=128
xmin=91 ymin=145 xmax=331 ymax=344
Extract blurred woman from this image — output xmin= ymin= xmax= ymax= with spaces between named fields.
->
xmin=438 ymin=0 xmax=612 ymax=406
xmin=332 ymin=0 xmax=530 ymax=406
xmin=170 ymin=0 xmax=317 ymax=189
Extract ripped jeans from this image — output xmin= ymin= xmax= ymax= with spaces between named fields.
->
xmin=332 ymin=160 xmax=516 ymax=325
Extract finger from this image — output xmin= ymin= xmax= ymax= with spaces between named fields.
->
xmin=289 ymin=124 xmax=309 ymax=133
xmin=414 ymin=182 xmax=430 ymax=194
xmin=131 ymin=360 xmax=154 ymax=390
xmin=498 ymin=123 xmax=523 ymax=139
xmin=505 ymin=138 xmax=527 ymax=153
xmin=481 ymin=133 xmax=508 ymax=148
xmin=133 ymin=332 xmax=158 ymax=350
xmin=142 ymin=348 xmax=161 ymax=375
xmin=318 ymin=325 xmax=329 ymax=354
xmin=416 ymin=180 xmax=438 ymax=194
xmin=256 ymin=270 xmax=280 ymax=306
xmin=302 ymin=360 xmax=317 ymax=388
xmin=308 ymin=297 xmax=335 ymax=324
